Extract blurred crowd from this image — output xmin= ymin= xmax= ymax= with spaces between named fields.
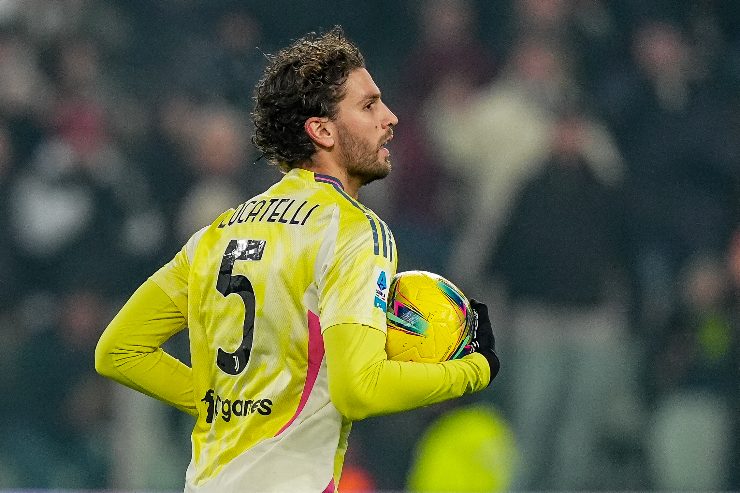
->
xmin=0 ymin=0 xmax=738 ymax=491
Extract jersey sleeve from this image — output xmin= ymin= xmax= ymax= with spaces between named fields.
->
xmin=323 ymin=322 xmax=491 ymax=421
xmin=95 ymin=229 xmax=206 ymax=416
xmin=95 ymin=278 xmax=196 ymax=415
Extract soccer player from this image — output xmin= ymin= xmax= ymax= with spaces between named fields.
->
xmin=95 ymin=26 xmax=499 ymax=492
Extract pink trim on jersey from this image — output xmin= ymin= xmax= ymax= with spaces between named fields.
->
xmin=275 ymin=310 xmax=325 ymax=436
xmin=323 ymin=478 xmax=336 ymax=493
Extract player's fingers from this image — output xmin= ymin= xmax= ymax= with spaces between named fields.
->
xmin=469 ymin=299 xmax=490 ymax=320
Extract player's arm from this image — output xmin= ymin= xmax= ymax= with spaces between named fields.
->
xmin=324 ymin=322 xmax=491 ymax=421
xmin=95 ymin=279 xmax=196 ymax=416
xmin=318 ymin=212 xmax=495 ymax=420
xmin=96 ymin=230 xmax=202 ymax=416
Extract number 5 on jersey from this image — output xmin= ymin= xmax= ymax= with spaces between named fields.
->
xmin=215 ymin=239 xmax=266 ymax=375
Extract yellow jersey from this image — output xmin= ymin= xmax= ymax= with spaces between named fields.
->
xmin=96 ymin=168 xmax=491 ymax=492
xmin=153 ymin=168 xmax=395 ymax=490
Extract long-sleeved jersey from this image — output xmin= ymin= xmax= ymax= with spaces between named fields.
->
xmin=96 ymin=168 xmax=491 ymax=492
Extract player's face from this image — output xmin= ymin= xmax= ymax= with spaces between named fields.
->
xmin=333 ymin=68 xmax=398 ymax=185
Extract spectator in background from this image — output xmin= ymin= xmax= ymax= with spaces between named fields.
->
xmin=173 ymin=103 xmax=275 ymax=243
xmin=644 ymin=254 xmax=737 ymax=490
xmin=0 ymin=31 xmax=50 ymax=300
xmin=137 ymin=7 xmax=271 ymax=252
xmin=487 ymin=110 xmax=638 ymax=490
xmin=0 ymin=30 xmax=51 ymax=165
xmin=7 ymin=32 xmax=167 ymax=296
xmin=210 ymin=8 xmax=269 ymax=110
xmin=596 ymin=18 xmax=739 ymax=330
xmin=429 ymin=33 xmax=621 ymax=296
xmin=137 ymin=94 xmax=200 ymax=253
xmin=384 ymin=0 xmax=496 ymax=274
xmin=152 ymin=5 xmax=266 ymax=110
xmin=8 ymin=288 xmax=113 ymax=487
xmin=505 ymin=0 xmax=623 ymax=89
xmin=424 ymin=34 xmax=631 ymax=489
xmin=7 ymin=95 xmax=161 ymax=297
xmin=399 ymin=0 xmax=496 ymax=108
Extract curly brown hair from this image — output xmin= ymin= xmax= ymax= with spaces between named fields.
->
xmin=251 ymin=26 xmax=365 ymax=172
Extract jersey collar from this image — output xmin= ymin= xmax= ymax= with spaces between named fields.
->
xmin=313 ymin=173 xmax=344 ymax=190
xmin=289 ymin=167 xmax=346 ymax=191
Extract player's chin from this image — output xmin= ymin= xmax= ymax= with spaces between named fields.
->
xmin=378 ymin=158 xmax=392 ymax=176
xmin=359 ymin=161 xmax=391 ymax=185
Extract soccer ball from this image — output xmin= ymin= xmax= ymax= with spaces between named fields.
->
xmin=385 ymin=270 xmax=474 ymax=363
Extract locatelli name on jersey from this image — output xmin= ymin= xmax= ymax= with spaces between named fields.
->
xmin=218 ymin=198 xmax=320 ymax=228
xmin=201 ymin=389 xmax=273 ymax=424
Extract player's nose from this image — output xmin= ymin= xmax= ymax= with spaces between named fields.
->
xmin=381 ymin=102 xmax=398 ymax=128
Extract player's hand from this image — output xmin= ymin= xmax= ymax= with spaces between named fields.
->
xmin=469 ymin=299 xmax=500 ymax=384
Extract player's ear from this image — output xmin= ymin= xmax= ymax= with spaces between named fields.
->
xmin=305 ymin=117 xmax=335 ymax=149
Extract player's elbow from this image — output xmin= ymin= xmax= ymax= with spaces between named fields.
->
xmin=331 ymin=394 xmax=373 ymax=421
xmin=94 ymin=332 xmax=117 ymax=378
xmin=328 ymin=379 xmax=374 ymax=421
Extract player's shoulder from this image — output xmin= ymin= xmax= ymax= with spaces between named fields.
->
xmin=316 ymin=186 xmax=394 ymax=260
xmin=286 ymin=168 xmax=394 ymax=260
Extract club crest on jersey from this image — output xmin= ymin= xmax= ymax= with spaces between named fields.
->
xmin=374 ymin=268 xmax=389 ymax=311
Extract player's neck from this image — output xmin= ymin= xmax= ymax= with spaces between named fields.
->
xmin=298 ymin=159 xmax=361 ymax=199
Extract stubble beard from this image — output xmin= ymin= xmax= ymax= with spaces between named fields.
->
xmin=337 ymin=123 xmax=391 ymax=186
